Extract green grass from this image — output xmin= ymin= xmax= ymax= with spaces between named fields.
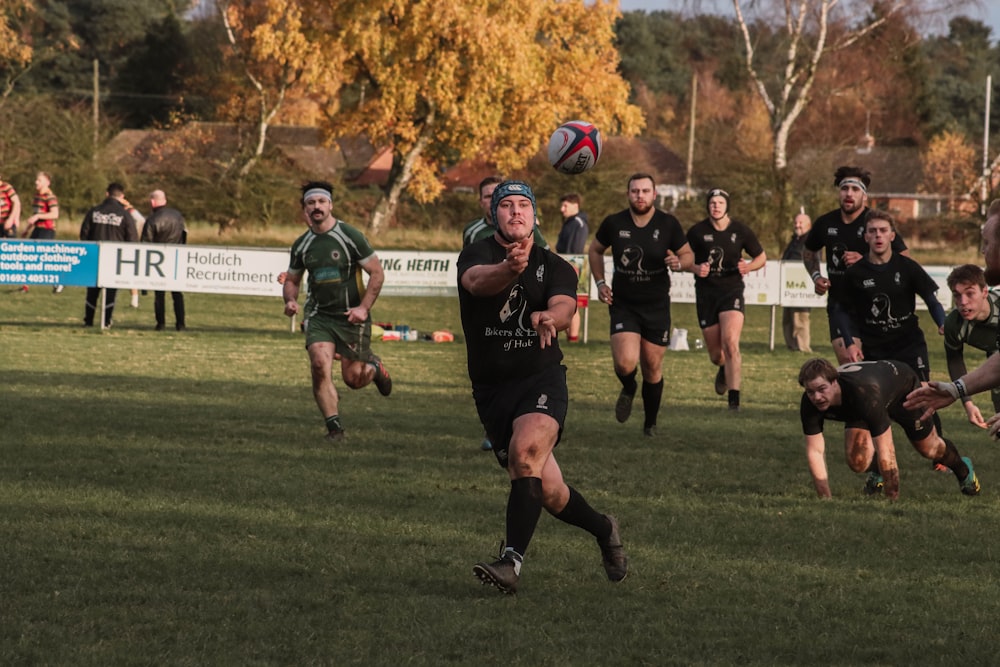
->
xmin=3 ymin=286 xmax=999 ymax=665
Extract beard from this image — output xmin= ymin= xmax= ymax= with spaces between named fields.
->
xmin=629 ymin=201 xmax=653 ymax=216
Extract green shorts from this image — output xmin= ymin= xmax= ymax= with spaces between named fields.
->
xmin=304 ymin=311 xmax=372 ymax=361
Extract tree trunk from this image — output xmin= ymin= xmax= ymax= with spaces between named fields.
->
xmin=368 ymin=108 xmax=436 ymax=235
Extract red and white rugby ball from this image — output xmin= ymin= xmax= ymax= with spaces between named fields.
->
xmin=547 ymin=120 xmax=602 ymax=175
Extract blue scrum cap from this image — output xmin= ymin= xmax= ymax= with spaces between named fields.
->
xmin=490 ymin=180 xmax=537 ymax=224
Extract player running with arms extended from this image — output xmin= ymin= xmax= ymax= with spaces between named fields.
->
xmin=458 ymin=180 xmax=627 ymax=594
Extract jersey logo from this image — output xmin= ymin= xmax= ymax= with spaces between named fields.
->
xmin=863 ymin=278 xmax=875 ymax=288
xmin=703 ymin=234 xmax=714 ymax=242
xmin=618 ymin=230 xmax=632 ymax=238
xmin=894 ymin=272 xmax=901 ymax=285
xmin=827 ymin=227 xmax=838 ymax=237
xmin=330 ymin=250 xmax=341 ymax=261
xmin=870 ymin=293 xmax=901 ymax=327
xmin=708 ymin=246 xmax=724 ymax=272
xmin=535 ymin=393 xmax=549 ymax=411
xmin=831 ymin=243 xmax=847 ymax=269
xmin=652 ymin=229 xmax=660 ymax=241
xmin=499 ymin=284 xmax=524 ymax=323
xmin=535 ymin=265 xmax=545 ymax=283
xmin=621 ymin=245 xmax=643 ymax=268
xmin=731 ymin=233 xmax=737 ymax=244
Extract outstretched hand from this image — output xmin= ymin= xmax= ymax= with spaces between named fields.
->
xmin=903 ymin=381 xmax=957 ymax=423
xmin=531 ymin=311 xmax=558 ymax=349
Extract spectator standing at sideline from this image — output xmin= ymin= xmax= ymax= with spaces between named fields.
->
xmin=457 ymin=179 xmax=627 ymax=594
xmin=141 ymin=189 xmax=187 ymax=331
xmin=20 ymin=172 xmax=60 ymax=293
xmin=588 ymin=172 xmax=694 ymax=436
xmin=802 ymin=166 xmax=908 ymax=363
xmin=79 ymin=183 xmax=139 ymax=328
xmin=685 ymin=188 xmax=767 ymax=411
xmin=0 ymin=174 xmax=21 ymax=238
xmin=22 ymin=171 xmax=59 ymax=240
xmin=555 ymin=192 xmax=589 ymax=342
xmin=282 ymin=181 xmax=392 ymax=441
xmin=941 ymin=264 xmax=1000 ymax=427
xmin=781 ymin=210 xmax=813 ymax=352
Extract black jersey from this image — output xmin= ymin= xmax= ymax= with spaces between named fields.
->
xmin=593 ymin=208 xmax=688 ymax=304
xmin=843 ymin=254 xmax=938 ymax=351
xmin=804 ymin=207 xmax=907 ymax=303
xmin=800 ymin=360 xmax=918 ymax=437
xmin=457 ymin=237 xmax=577 ymax=385
xmin=686 ymin=218 xmax=764 ymax=291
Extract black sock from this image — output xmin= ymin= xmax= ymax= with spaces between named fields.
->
xmin=505 ymin=477 xmax=544 ymax=558
xmin=616 ymin=369 xmax=638 ymax=396
xmin=553 ymin=486 xmax=612 ymax=541
xmin=324 ymin=415 xmax=342 ymax=432
xmin=641 ymin=379 xmax=664 ymax=429
xmin=937 ymin=437 xmax=968 ymax=480
xmin=728 ymin=389 xmax=740 ymax=407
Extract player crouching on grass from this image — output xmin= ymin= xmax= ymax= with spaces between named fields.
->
xmin=282 ymin=181 xmax=392 ymax=441
xmin=798 ymin=358 xmax=979 ymax=499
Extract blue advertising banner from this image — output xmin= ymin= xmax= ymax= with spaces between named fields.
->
xmin=0 ymin=239 xmax=99 ymax=287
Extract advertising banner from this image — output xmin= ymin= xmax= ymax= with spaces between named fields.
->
xmin=0 ymin=239 xmax=99 ymax=287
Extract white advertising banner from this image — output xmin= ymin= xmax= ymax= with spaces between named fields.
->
xmin=98 ymin=243 xmax=287 ymax=296
xmin=93 ymin=243 xmax=958 ymax=311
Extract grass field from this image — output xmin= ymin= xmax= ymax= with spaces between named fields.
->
xmin=3 ymin=286 xmax=999 ymax=665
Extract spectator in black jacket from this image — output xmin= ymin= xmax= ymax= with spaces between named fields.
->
xmin=80 ymin=183 xmax=138 ymax=328
xmin=781 ymin=211 xmax=812 ymax=352
xmin=141 ymin=189 xmax=187 ymax=331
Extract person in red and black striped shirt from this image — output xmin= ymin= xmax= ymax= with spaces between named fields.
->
xmin=21 ymin=171 xmax=59 ymax=240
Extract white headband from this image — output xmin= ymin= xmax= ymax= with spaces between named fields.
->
xmin=303 ymin=187 xmax=333 ymax=202
xmin=838 ymin=178 xmax=867 ymax=193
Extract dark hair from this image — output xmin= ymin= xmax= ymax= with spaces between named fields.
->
xmin=107 ymin=182 xmax=125 ymax=197
xmin=560 ymin=192 xmax=581 ymax=206
xmin=947 ymin=264 xmax=987 ymax=291
xmin=798 ymin=358 xmax=838 ymax=387
xmin=478 ymin=176 xmax=503 ymax=196
xmin=864 ymin=208 xmax=896 ymax=233
xmin=300 ymin=180 xmax=334 ymax=205
xmin=833 ymin=166 xmax=872 ymax=189
xmin=627 ymin=172 xmax=656 ymax=190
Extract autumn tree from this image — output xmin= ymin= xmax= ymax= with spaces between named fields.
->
xmin=731 ymin=0 xmax=973 ymax=219
xmin=0 ymin=0 xmax=35 ymax=104
xmin=217 ymin=0 xmax=347 ymax=179
xmin=326 ymin=0 xmax=644 ymax=234
xmin=922 ymin=129 xmax=977 ymax=212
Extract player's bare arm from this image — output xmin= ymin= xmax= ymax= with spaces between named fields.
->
xmin=802 ymin=249 xmax=829 ymax=295
xmin=804 ymin=433 xmax=831 ymax=498
xmin=905 ymin=353 xmax=1000 ymax=421
xmin=461 ymin=239 xmax=530 ymax=297
xmin=282 ymin=271 xmax=303 ymax=317
xmin=347 ymin=255 xmax=384 ymax=324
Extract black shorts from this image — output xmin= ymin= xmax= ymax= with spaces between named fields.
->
xmin=472 ymin=364 xmax=569 ymax=469
xmin=844 ymin=371 xmax=934 ymax=441
xmin=865 ymin=339 xmax=931 ymax=383
xmin=695 ymin=285 xmax=744 ymax=329
xmin=608 ymin=300 xmax=671 ymax=346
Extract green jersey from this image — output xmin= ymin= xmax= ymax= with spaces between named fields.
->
xmin=287 ymin=220 xmax=376 ymax=318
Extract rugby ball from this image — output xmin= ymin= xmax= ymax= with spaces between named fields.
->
xmin=547 ymin=121 xmax=602 ymax=175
